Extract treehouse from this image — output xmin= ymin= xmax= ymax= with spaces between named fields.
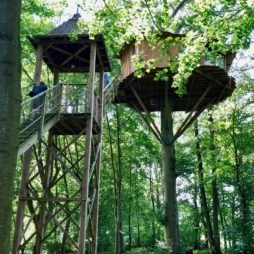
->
xmin=22 ymin=13 xmax=111 ymax=138
xmin=115 ymin=33 xmax=236 ymax=112
xmin=14 ymin=13 xmax=112 ymax=254
xmin=29 ymin=13 xmax=110 ymax=73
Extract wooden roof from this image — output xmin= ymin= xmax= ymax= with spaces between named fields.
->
xmin=114 ymin=66 xmax=235 ymax=112
xmin=29 ymin=13 xmax=111 ymax=72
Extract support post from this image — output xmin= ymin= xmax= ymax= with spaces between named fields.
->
xmin=12 ymin=149 xmax=33 ymax=254
xmin=91 ymin=70 xmax=104 ymax=254
xmin=35 ymin=132 xmax=54 ymax=254
xmin=12 ymin=43 xmax=43 ymax=254
xmin=161 ymin=83 xmax=180 ymax=253
xmin=52 ymin=71 xmax=62 ymax=118
xmin=79 ymin=41 xmax=97 ymax=254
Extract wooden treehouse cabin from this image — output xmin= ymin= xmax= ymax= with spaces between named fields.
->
xmin=115 ymin=33 xmax=235 ymax=113
xmin=13 ymin=13 xmax=112 ymax=254
xmin=113 ymin=33 xmax=236 ymax=252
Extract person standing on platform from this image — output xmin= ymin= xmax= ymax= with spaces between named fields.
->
xmin=104 ymin=72 xmax=110 ymax=87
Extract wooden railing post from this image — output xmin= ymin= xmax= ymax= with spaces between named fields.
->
xmin=13 ymin=43 xmax=44 ymax=254
xmin=58 ymin=84 xmax=63 ymax=120
xmin=91 ymin=69 xmax=104 ymax=254
xmin=39 ymin=94 xmax=47 ymax=139
xmin=79 ymin=41 xmax=96 ymax=254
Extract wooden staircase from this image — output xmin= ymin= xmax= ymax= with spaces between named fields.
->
xmin=18 ymin=76 xmax=122 ymax=156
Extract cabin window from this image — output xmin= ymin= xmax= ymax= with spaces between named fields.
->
xmin=131 ymin=45 xmax=136 ymax=55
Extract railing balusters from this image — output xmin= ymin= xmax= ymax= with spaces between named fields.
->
xmin=19 ymin=77 xmax=121 ymax=144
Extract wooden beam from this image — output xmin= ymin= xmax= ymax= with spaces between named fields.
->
xmin=132 ymin=104 xmax=161 ymax=143
xmin=12 ymin=44 xmax=44 ymax=254
xmin=96 ymin=50 xmax=104 ymax=68
xmin=172 ymin=98 xmax=216 ymax=143
xmin=61 ymin=45 xmax=89 ymax=66
xmin=23 ymin=197 xmax=82 ymax=202
xmin=91 ymin=70 xmax=104 ymax=254
xmin=172 ymin=108 xmax=204 ymax=143
xmin=12 ymin=149 xmax=33 ymax=254
xmin=195 ymin=69 xmax=230 ymax=90
xmin=34 ymin=44 xmax=44 ymax=83
xmin=35 ymin=133 xmax=53 ymax=254
xmin=131 ymin=87 xmax=162 ymax=140
xmin=29 ymin=187 xmax=79 ymax=251
xmin=79 ymin=41 xmax=97 ymax=254
xmin=51 ymin=45 xmax=90 ymax=64
xmin=174 ymin=83 xmax=213 ymax=139
xmin=42 ymin=204 xmax=80 ymax=242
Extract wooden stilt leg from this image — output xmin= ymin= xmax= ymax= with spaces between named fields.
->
xmin=35 ymin=132 xmax=54 ymax=254
xmin=91 ymin=70 xmax=104 ymax=254
xmin=12 ymin=149 xmax=33 ymax=254
xmin=79 ymin=42 xmax=96 ymax=254
xmin=13 ymin=44 xmax=43 ymax=254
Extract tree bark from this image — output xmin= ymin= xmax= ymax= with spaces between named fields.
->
xmin=115 ymin=105 xmax=124 ymax=254
xmin=193 ymin=174 xmax=200 ymax=250
xmin=149 ymin=167 xmax=156 ymax=248
xmin=128 ymin=164 xmax=132 ymax=251
xmin=161 ymin=83 xmax=180 ymax=253
xmin=194 ymin=120 xmax=219 ymax=254
xmin=231 ymin=121 xmax=253 ymax=254
xmin=208 ymin=113 xmax=221 ymax=254
xmin=0 ymin=1 xmax=21 ymax=253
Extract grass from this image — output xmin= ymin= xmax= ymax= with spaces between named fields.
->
xmin=100 ymin=248 xmax=212 ymax=254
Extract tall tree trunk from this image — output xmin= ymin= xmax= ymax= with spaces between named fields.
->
xmin=128 ymin=164 xmax=132 ymax=251
xmin=193 ymin=174 xmax=200 ymax=250
xmin=219 ymin=184 xmax=228 ymax=249
xmin=231 ymin=125 xmax=253 ymax=254
xmin=230 ymin=195 xmax=236 ymax=249
xmin=200 ymin=207 xmax=209 ymax=249
xmin=149 ymin=167 xmax=156 ymax=248
xmin=208 ymin=113 xmax=221 ymax=254
xmin=194 ymin=120 xmax=219 ymax=254
xmin=135 ymin=169 xmax=141 ymax=248
xmin=161 ymin=83 xmax=180 ymax=253
xmin=0 ymin=1 xmax=21 ymax=253
xmin=219 ymin=210 xmax=227 ymax=250
xmin=115 ymin=105 xmax=124 ymax=254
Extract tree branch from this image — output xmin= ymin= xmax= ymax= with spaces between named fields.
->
xmin=144 ymin=0 xmax=165 ymax=32
xmin=172 ymin=0 xmax=192 ymax=18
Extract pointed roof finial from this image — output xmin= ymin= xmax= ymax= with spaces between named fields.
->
xmin=77 ymin=4 xmax=80 ymax=14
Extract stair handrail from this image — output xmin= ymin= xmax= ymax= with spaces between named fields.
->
xmin=103 ymin=75 xmax=122 ymax=110
xmin=20 ymin=84 xmax=62 ymax=137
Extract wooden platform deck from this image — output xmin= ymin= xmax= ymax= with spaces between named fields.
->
xmin=51 ymin=113 xmax=100 ymax=135
xmin=18 ymin=113 xmax=100 ymax=155
xmin=114 ymin=65 xmax=235 ymax=112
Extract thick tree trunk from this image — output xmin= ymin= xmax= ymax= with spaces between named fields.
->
xmin=0 ymin=1 xmax=21 ymax=253
xmin=193 ymin=175 xmax=200 ymax=250
xmin=115 ymin=105 xmax=124 ymax=254
xmin=231 ymin=127 xmax=253 ymax=254
xmin=149 ymin=167 xmax=156 ymax=248
xmin=134 ymin=169 xmax=141 ymax=248
xmin=161 ymin=83 xmax=180 ymax=253
xmin=194 ymin=121 xmax=219 ymax=254
xmin=208 ymin=113 xmax=221 ymax=254
xmin=128 ymin=164 xmax=132 ymax=251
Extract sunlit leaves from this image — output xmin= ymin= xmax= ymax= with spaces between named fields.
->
xmin=82 ymin=0 xmax=254 ymax=94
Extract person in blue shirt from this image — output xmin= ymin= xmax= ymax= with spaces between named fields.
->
xmin=28 ymin=81 xmax=48 ymax=110
xmin=104 ymin=72 xmax=110 ymax=87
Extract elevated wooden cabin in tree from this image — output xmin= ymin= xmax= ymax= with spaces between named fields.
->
xmin=13 ymin=13 xmax=111 ymax=254
xmin=114 ymin=34 xmax=235 ymax=252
